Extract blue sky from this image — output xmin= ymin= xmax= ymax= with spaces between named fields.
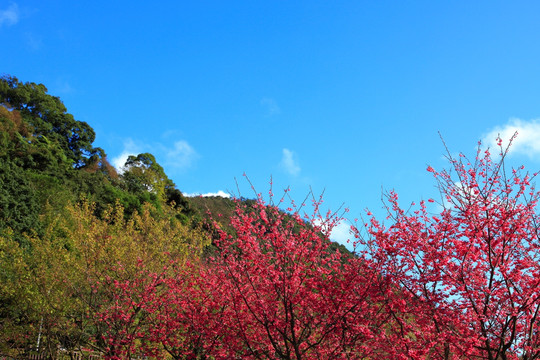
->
xmin=3 ymin=1 xmax=540 ymax=247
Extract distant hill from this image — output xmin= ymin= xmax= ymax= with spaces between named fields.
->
xmin=189 ymin=195 xmax=352 ymax=256
xmin=0 ymin=74 xmax=351 ymax=251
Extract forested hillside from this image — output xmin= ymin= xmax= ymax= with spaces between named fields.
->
xmin=4 ymin=76 xmax=540 ymax=360
xmin=0 ymin=76 xmax=349 ymax=359
xmin=0 ymin=76 xmax=203 ymax=240
xmin=0 ymin=75 xmax=211 ymax=357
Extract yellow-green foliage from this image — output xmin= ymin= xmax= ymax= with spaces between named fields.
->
xmin=0 ymin=200 xmax=209 ymax=358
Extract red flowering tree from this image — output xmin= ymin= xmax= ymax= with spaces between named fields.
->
xmin=94 ymin=134 xmax=540 ymax=359
xmin=95 ymin=192 xmax=416 ymax=359
xmin=207 ymin=194 xmax=392 ymax=359
xmin=360 ymin=136 xmax=540 ymax=359
xmin=144 ymin=262 xmax=233 ymax=359
xmin=95 ymin=262 xmax=164 ymax=360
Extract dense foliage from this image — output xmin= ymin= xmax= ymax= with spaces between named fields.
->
xmin=0 ymin=75 xmax=205 ymax=357
xmin=3 ymin=76 xmax=540 ymax=359
xmin=0 ymin=75 xmax=197 ymax=240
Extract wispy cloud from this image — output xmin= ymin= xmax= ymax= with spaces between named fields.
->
xmin=185 ymin=190 xmax=231 ymax=198
xmin=53 ymin=78 xmax=74 ymax=94
xmin=0 ymin=3 xmax=19 ymax=27
xmin=165 ymin=140 xmax=199 ymax=170
xmin=280 ymin=148 xmax=300 ymax=176
xmin=25 ymin=32 xmax=43 ymax=51
xmin=261 ymin=97 xmax=281 ymax=116
xmin=111 ymin=137 xmax=198 ymax=174
xmin=482 ymin=118 xmax=540 ymax=158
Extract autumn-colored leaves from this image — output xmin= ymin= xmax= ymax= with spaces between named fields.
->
xmin=0 ymin=201 xmax=209 ymax=359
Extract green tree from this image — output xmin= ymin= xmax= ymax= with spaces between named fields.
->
xmin=122 ymin=153 xmax=172 ymax=201
xmin=0 ymin=160 xmax=41 ymax=243
xmin=0 ymin=200 xmax=209 ymax=358
xmin=121 ymin=152 xmax=196 ymax=220
xmin=0 ymin=75 xmax=99 ymax=168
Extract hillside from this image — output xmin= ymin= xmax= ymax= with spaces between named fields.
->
xmin=3 ymin=76 xmax=538 ymax=360
xmin=0 ymin=75 xmax=350 ymax=249
xmin=0 ymin=76 xmax=201 ymax=241
xmin=0 ymin=76 xmax=351 ymax=358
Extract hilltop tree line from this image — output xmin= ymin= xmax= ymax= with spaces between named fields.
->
xmin=2 ymin=76 xmax=540 ymax=359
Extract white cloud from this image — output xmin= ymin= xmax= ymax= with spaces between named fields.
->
xmin=0 ymin=3 xmax=19 ymax=27
xmin=328 ymin=221 xmax=354 ymax=247
xmin=482 ymin=118 xmax=540 ymax=158
xmin=261 ymin=97 xmax=281 ymax=116
xmin=313 ymin=219 xmax=354 ymax=250
xmin=112 ymin=151 xmax=134 ymax=172
xmin=111 ymin=138 xmax=198 ymax=173
xmin=185 ymin=190 xmax=231 ymax=198
xmin=111 ymin=139 xmax=139 ymax=172
xmin=280 ymin=148 xmax=300 ymax=176
xmin=165 ymin=140 xmax=198 ymax=169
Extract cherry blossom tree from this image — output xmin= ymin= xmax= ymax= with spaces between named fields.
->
xmin=97 ymin=192 xmax=396 ymax=359
xmin=360 ymin=136 xmax=540 ymax=359
xmin=96 ymin=137 xmax=540 ymax=359
xmin=206 ymin=195 xmax=390 ymax=359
